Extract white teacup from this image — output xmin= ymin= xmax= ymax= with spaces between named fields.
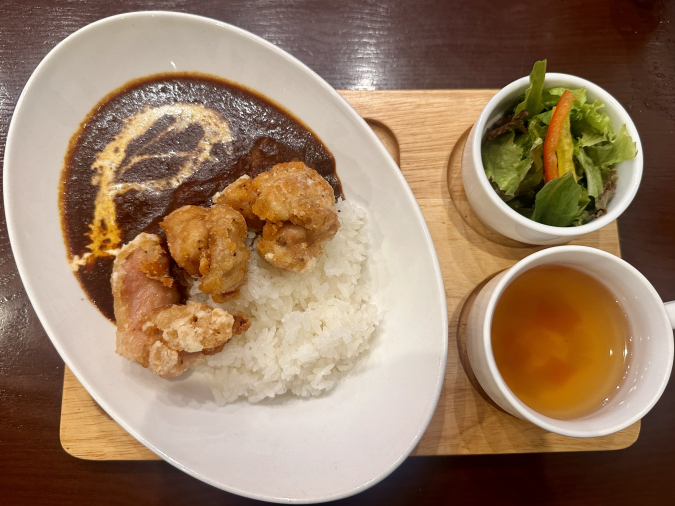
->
xmin=466 ymin=246 xmax=674 ymax=437
xmin=461 ymin=73 xmax=643 ymax=245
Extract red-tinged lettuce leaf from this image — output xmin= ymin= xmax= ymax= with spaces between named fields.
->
xmin=595 ymin=169 xmax=618 ymax=212
xmin=514 ymin=60 xmax=547 ymax=117
xmin=531 ymin=172 xmax=587 ymax=226
xmin=572 ymin=168 xmax=618 ymax=225
xmin=486 ymin=111 xmax=529 ymax=140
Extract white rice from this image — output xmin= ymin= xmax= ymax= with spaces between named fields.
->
xmin=191 ymin=199 xmax=381 ymax=404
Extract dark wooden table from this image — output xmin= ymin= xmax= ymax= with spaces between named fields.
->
xmin=1 ymin=1 xmax=674 ymax=504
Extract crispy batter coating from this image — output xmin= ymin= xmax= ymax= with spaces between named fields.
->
xmin=157 ymin=206 xmax=209 ymax=277
xmin=257 ymin=223 xmax=322 ymax=273
xmin=161 ymin=204 xmax=250 ymax=302
xmin=143 ymin=302 xmax=250 ymax=377
xmin=216 ymin=162 xmax=340 ymax=273
xmin=252 ymin=162 xmax=337 ymax=230
xmin=213 ymin=175 xmax=264 ymax=230
xmin=111 ymin=233 xmax=250 ymax=378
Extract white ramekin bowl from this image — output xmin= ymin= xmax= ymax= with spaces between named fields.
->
xmin=461 ymin=73 xmax=643 ymax=245
xmin=466 ymin=246 xmax=674 ymax=438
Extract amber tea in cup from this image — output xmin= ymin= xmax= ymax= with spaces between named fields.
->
xmin=491 ymin=265 xmax=631 ymax=420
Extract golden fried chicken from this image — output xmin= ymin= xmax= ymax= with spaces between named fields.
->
xmin=161 ymin=204 xmax=250 ymax=303
xmin=251 ymin=162 xmax=338 ymax=231
xmin=143 ymin=302 xmax=250 ymax=378
xmin=256 ymin=222 xmax=323 ymax=273
xmin=215 ymin=162 xmax=340 ymax=273
xmin=112 ymin=233 xmax=250 ymax=378
xmin=157 ymin=206 xmax=209 ymax=277
xmin=213 ymin=175 xmax=264 ymax=230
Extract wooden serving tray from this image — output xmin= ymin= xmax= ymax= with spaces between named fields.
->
xmin=60 ymin=90 xmax=638 ymax=460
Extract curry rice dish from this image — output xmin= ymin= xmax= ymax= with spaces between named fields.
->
xmin=60 ymin=73 xmax=380 ymax=402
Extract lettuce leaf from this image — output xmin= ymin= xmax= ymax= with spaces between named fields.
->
xmin=517 ymin=168 xmax=544 ymax=197
xmin=533 ymin=109 xmax=553 ymax=125
xmin=512 ymin=119 xmax=546 ymax=196
xmin=516 ymin=137 xmax=545 ymax=195
xmin=571 ymin=99 xmax=614 ymax=143
xmin=577 ymin=130 xmax=606 ymax=148
xmin=528 ymin=136 xmax=545 ymax=174
xmin=575 ymin=146 xmax=604 ymax=198
xmin=578 ymin=185 xmax=590 ymax=210
xmin=514 ymin=126 xmax=533 ymax=155
xmin=531 ymin=172 xmax=587 ymax=226
xmin=527 ymin=115 xmax=548 ymax=145
xmin=507 ymin=198 xmax=534 ymax=219
xmin=581 ymin=100 xmax=613 ymax=133
xmin=514 ymin=60 xmax=547 ymax=117
xmin=481 ymin=131 xmax=531 ymax=196
xmin=573 ymin=209 xmax=593 ymax=226
xmin=585 ymin=124 xmax=637 ymax=167
xmin=542 ymin=87 xmax=587 ymax=109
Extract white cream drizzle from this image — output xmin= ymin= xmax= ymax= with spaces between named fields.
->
xmin=75 ymin=103 xmax=232 ymax=270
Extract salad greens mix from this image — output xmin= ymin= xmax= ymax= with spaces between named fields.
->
xmin=481 ymin=60 xmax=637 ymax=227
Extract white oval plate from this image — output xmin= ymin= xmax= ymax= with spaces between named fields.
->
xmin=4 ymin=11 xmax=447 ymax=503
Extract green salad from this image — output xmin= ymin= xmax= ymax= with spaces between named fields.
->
xmin=481 ymin=60 xmax=637 ymax=227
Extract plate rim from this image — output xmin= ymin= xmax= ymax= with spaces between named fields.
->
xmin=3 ymin=10 xmax=448 ymax=503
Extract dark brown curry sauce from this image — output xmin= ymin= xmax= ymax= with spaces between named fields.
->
xmin=60 ymin=72 xmax=341 ymax=321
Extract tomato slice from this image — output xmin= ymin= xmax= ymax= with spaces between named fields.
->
xmin=543 ymin=90 xmax=576 ymax=183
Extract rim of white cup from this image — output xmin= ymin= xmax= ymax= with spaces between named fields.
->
xmin=481 ymin=245 xmax=673 ymax=437
xmin=471 ymin=73 xmax=643 ymax=237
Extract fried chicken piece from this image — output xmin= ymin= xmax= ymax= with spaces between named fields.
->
xmin=213 ymin=175 xmax=264 ymax=230
xmin=143 ymin=302 xmax=250 ymax=378
xmin=161 ymin=204 xmax=250 ymax=302
xmin=251 ymin=162 xmax=337 ymax=230
xmin=112 ymin=233 xmax=250 ymax=378
xmin=112 ymin=233 xmax=182 ymax=367
xmin=198 ymin=205 xmax=250 ymax=301
xmin=256 ymin=223 xmax=321 ymax=273
xmin=157 ymin=206 xmax=208 ymax=277
xmin=216 ymin=162 xmax=340 ymax=273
